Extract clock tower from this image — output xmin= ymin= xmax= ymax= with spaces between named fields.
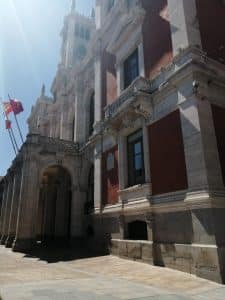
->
xmin=60 ymin=0 xmax=94 ymax=69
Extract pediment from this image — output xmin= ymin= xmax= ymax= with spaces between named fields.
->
xmin=107 ymin=8 xmax=145 ymax=55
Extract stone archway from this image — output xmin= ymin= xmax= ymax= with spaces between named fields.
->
xmin=36 ymin=165 xmax=72 ymax=244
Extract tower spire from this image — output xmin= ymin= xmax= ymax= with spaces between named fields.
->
xmin=71 ymin=0 xmax=76 ymax=13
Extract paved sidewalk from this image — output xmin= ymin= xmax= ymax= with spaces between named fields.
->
xmin=0 ymin=246 xmax=225 ymax=299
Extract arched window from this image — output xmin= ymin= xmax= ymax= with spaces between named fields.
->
xmin=89 ymin=93 xmax=95 ymax=136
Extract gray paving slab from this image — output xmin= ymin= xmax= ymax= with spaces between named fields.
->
xmin=0 ymin=246 xmax=225 ymax=300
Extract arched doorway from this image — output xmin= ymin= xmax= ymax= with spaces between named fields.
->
xmin=36 ymin=166 xmax=72 ymax=244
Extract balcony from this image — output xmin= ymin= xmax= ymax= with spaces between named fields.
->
xmin=104 ymin=77 xmax=153 ymax=122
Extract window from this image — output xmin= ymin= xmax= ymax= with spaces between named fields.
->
xmin=127 ymin=221 xmax=148 ymax=240
xmin=124 ymin=48 xmax=139 ymax=89
xmin=85 ymin=29 xmax=90 ymax=40
xmin=108 ymin=0 xmax=115 ymax=12
xmin=127 ymin=130 xmax=145 ymax=186
xmin=107 ymin=153 xmax=114 ymax=171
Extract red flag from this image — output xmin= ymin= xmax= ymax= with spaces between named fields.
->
xmin=5 ymin=119 xmax=12 ymax=130
xmin=3 ymin=102 xmax=13 ymax=116
xmin=10 ymin=99 xmax=24 ymax=115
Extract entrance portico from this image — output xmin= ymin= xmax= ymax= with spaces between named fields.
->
xmin=0 ymin=134 xmax=83 ymax=252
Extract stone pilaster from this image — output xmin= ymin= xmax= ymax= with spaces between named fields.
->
xmin=0 ymin=179 xmax=8 ymax=237
xmin=5 ymin=168 xmax=22 ymax=248
xmin=0 ymin=173 xmax=14 ymax=245
xmin=168 ymin=0 xmax=202 ymax=56
xmin=118 ymin=135 xmax=128 ymax=191
xmin=94 ymin=141 xmax=102 ymax=212
xmin=180 ymin=96 xmax=224 ymax=201
xmin=142 ymin=122 xmax=151 ymax=184
xmin=94 ymin=38 xmax=102 ymax=124
xmin=71 ymin=186 xmax=86 ymax=239
xmin=13 ymin=157 xmax=39 ymax=252
xmin=180 ymin=97 xmax=208 ymax=192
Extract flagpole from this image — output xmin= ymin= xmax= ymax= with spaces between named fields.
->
xmin=8 ymin=94 xmax=24 ymax=143
xmin=3 ymin=109 xmax=19 ymax=152
xmin=0 ymin=100 xmax=18 ymax=154
xmin=7 ymin=127 xmax=17 ymax=155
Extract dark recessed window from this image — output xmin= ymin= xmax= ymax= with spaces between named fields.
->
xmin=108 ymin=0 xmax=115 ymax=12
xmin=127 ymin=130 xmax=145 ymax=187
xmin=85 ymin=29 xmax=90 ymax=40
xmin=75 ymin=24 xmax=79 ymax=36
xmin=124 ymin=48 xmax=139 ymax=89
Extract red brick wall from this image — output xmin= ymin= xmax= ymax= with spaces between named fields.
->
xmin=102 ymin=145 xmax=119 ymax=205
xmin=141 ymin=0 xmax=173 ymax=79
xmin=196 ymin=0 xmax=225 ymax=64
xmin=148 ymin=110 xmax=188 ymax=195
xmin=102 ymin=49 xmax=117 ymax=109
xmin=211 ymin=104 xmax=225 ymax=185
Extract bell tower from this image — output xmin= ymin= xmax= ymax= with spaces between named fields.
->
xmin=60 ymin=0 xmax=94 ymax=69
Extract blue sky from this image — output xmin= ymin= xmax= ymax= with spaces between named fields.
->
xmin=0 ymin=0 xmax=95 ymax=175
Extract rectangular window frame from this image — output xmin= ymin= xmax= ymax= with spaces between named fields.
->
xmin=127 ymin=129 xmax=145 ymax=187
xmin=123 ymin=48 xmax=139 ymax=89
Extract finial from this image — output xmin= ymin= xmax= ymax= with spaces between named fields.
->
xmin=71 ymin=0 xmax=76 ymax=12
xmin=41 ymin=84 xmax=45 ymax=97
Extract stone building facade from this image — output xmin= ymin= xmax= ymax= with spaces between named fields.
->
xmin=1 ymin=0 xmax=225 ymax=283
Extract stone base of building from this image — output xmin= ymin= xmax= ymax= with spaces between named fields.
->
xmin=12 ymin=238 xmax=36 ymax=253
xmin=0 ymin=235 xmax=7 ymax=245
xmin=5 ymin=235 xmax=15 ymax=248
xmin=110 ymin=239 xmax=225 ymax=284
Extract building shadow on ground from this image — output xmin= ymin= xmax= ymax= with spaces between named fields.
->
xmin=22 ymin=240 xmax=109 ymax=264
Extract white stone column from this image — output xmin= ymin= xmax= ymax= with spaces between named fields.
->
xmin=180 ymin=97 xmax=224 ymax=199
xmin=94 ymin=141 xmax=102 ymax=211
xmin=13 ymin=157 xmax=39 ymax=252
xmin=0 ymin=173 xmax=14 ymax=245
xmin=118 ymin=135 xmax=128 ymax=191
xmin=94 ymin=38 xmax=103 ymax=212
xmin=0 ymin=179 xmax=8 ymax=238
xmin=142 ymin=122 xmax=151 ymax=184
xmin=5 ymin=168 xmax=22 ymax=248
xmin=198 ymin=100 xmax=224 ymax=191
xmin=138 ymin=42 xmax=145 ymax=77
xmin=74 ymin=85 xmax=86 ymax=144
xmin=168 ymin=0 xmax=202 ymax=56
xmin=94 ymin=45 xmax=102 ymax=123
xmin=180 ymin=97 xmax=208 ymax=192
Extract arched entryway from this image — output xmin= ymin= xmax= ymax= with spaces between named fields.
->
xmin=36 ymin=166 xmax=72 ymax=244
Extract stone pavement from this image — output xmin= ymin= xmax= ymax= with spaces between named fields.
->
xmin=0 ymin=245 xmax=225 ymax=299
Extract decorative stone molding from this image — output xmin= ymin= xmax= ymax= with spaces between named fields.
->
xmin=106 ymin=6 xmax=145 ymax=55
xmin=104 ymin=76 xmax=153 ymax=121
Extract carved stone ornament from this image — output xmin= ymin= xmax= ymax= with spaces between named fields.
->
xmin=145 ymin=213 xmax=154 ymax=225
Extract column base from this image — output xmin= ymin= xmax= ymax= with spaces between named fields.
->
xmin=0 ymin=235 xmax=7 ymax=245
xmin=12 ymin=238 xmax=36 ymax=253
xmin=5 ymin=235 xmax=15 ymax=248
